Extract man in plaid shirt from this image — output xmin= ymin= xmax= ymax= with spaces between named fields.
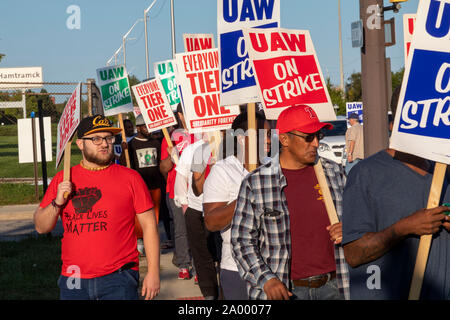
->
xmin=231 ymin=105 xmax=349 ymax=300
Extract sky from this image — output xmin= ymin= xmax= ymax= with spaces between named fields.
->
xmin=0 ymin=0 xmax=420 ymax=90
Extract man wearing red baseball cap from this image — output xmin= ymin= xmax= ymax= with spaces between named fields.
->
xmin=231 ymin=104 xmax=349 ymax=300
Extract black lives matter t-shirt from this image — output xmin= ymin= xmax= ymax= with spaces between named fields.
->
xmin=128 ymin=137 xmax=163 ymax=190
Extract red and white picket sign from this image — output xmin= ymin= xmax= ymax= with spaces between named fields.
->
xmin=175 ymin=48 xmax=240 ymax=133
xmin=403 ymin=14 xmax=416 ymax=65
xmin=132 ymin=78 xmax=177 ymax=133
xmin=242 ymin=28 xmax=336 ymax=121
xmin=183 ymin=33 xmax=215 ymax=52
xmin=56 ymin=82 xmax=81 ymax=168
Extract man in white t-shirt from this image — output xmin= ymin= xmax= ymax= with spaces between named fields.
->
xmin=203 ymin=112 xmax=270 ymax=299
xmin=174 ymin=139 xmax=219 ymax=300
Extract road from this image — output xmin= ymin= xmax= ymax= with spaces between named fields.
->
xmin=0 ymin=203 xmax=204 ymax=300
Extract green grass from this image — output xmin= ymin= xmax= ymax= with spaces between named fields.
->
xmin=0 ymin=123 xmax=83 ymax=205
xmin=0 ymin=236 xmax=62 ymax=300
xmin=0 ymin=129 xmax=83 ymax=179
xmin=0 ymin=184 xmax=43 ymax=205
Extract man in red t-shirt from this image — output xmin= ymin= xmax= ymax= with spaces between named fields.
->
xmin=160 ymin=104 xmax=196 ymax=280
xmin=34 ymin=115 xmax=160 ymax=300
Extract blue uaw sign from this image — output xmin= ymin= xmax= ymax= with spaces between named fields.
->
xmin=390 ymin=0 xmax=450 ymax=165
xmin=218 ymin=0 xmax=280 ymax=106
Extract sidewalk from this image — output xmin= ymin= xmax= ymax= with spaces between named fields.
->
xmin=0 ymin=203 xmax=203 ymax=300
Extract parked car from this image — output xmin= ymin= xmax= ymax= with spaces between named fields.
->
xmin=318 ymin=118 xmax=347 ymax=166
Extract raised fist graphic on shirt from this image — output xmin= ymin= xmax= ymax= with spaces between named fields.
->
xmin=72 ymin=187 xmax=102 ymax=214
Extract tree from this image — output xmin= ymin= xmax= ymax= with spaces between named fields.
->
xmin=391 ymin=67 xmax=404 ymax=91
xmin=326 ymin=77 xmax=346 ymax=116
xmin=0 ymin=54 xmax=4 ymax=63
xmin=128 ymin=74 xmax=140 ymax=108
xmin=26 ymin=89 xmax=59 ymax=121
xmin=345 ymin=72 xmax=362 ymax=102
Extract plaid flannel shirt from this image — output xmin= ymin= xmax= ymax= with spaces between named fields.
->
xmin=231 ymin=154 xmax=350 ymax=300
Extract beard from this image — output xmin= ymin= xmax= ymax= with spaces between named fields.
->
xmin=82 ymin=145 xmax=114 ymax=166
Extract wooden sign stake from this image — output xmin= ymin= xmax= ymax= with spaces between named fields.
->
xmin=408 ymin=162 xmax=447 ymax=300
xmin=314 ymin=159 xmax=340 ymax=225
xmin=63 ymin=139 xmax=72 ymax=199
xmin=117 ymin=113 xmax=131 ymax=168
xmin=162 ymin=127 xmax=178 ymax=165
xmin=247 ymin=103 xmax=257 ymax=172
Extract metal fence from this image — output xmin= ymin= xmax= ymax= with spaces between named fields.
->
xmin=0 ymin=80 xmax=103 ymax=124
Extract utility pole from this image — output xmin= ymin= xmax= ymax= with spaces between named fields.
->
xmin=338 ymin=0 xmax=345 ymax=93
xmin=359 ymin=0 xmax=390 ymax=158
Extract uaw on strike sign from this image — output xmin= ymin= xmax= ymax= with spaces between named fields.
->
xmin=390 ymin=0 xmax=450 ymax=165
xmin=243 ymin=28 xmax=336 ymax=120
xmin=176 ymin=48 xmax=240 ymax=133
xmin=132 ymin=78 xmax=177 ymax=133
xmin=218 ymin=0 xmax=280 ymax=106
xmin=96 ymin=65 xmax=133 ymax=116
xmin=154 ymin=60 xmax=180 ymax=111
xmin=56 ymin=82 xmax=81 ymax=168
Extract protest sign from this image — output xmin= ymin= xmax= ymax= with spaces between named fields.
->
xmin=218 ymin=0 xmax=280 ymax=106
xmin=154 ymin=60 xmax=180 ymax=111
xmin=132 ymin=78 xmax=177 ymax=133
xmin=175 ymin=48 xmax=240 ymax=133
xmin=403 ymin=14 xmax=416 ymax=65
xmin=243 ymin=27 xmax=336 ymax=120
xmin=388 ymin=0 xmax=450 ymax=300
xmin=96 ymin=65 xmax=133 ymax=116
xmin=390 ymin=1 xmax=449 ymax=165
xmin=18 ymin=117 xmax=52 ymax=163
xmin=346 ymin=102 xmax=363 ymax=126
xmin=183 ymin=34 xmax=215 ymax=52
xmin=56 ymin=82 xmax=81 ymax=168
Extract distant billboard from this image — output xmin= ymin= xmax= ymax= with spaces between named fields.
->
xmin=0 ymin=67 xmax=43 ymax=89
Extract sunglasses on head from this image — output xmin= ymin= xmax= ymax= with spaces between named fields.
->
xmin=287 ymin=131 xmax=324 ymax=143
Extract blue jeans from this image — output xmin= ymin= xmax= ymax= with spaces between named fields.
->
xmin=220 ymin=269 xmax=248 ymax=300
xmin=291 ymin=278 xmax=344 ymax=300
xmin=345 ymin=158 xmax=361 ymax=175
xmin=58 ymin=269 xmax=140 ymax=300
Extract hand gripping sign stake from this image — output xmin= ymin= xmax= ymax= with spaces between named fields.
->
xmin=409 ymin=162 xmax=447 ymax=300
xmin=162 ymin=127 xmax=178 ymax=165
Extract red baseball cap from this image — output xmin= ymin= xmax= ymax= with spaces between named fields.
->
xmin=276 ymin=104 xmax=333 ymax=134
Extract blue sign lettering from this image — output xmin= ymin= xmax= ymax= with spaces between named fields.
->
xmin=425 ymin=0 xmax=450 ymax=38
xmin=220 ymin=22 xmax=277 ymax=93
xmin=398 ymin=49 xmax=450 ymax=139
xmin=222 ymin=0 xmax=275 ymax=23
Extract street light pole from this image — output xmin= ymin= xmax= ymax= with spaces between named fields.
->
xmin=144 ymin=0 xmax=158 ymax=79
xmin=122 ymin=18 xmax=144 ymax=68
xmin=170 ymin=0 xmax=176 ymax=58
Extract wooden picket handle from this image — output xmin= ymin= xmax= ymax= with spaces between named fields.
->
xmin=63 ymin=140 xmax=72 ymax=199
xmin=247 ymin=103 xmax=257 ymax=172
xmin=314 ymin=159 xmax=340 ymax=225
xmin=408 ymin=162 xmax=447 ymax=300
xmin=207 ymin=130 xmax=222 ymax=162
xmin=162 ymin=127 xmax=178 ymax=165
xmin=117 ymin=113 xmax=131 ymax=168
